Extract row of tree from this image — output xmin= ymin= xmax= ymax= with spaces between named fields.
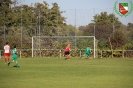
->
xmin=79 ymin=12 xmax=133 ymax=50
xmin=0 ymin=0 xmax=133 ymax=51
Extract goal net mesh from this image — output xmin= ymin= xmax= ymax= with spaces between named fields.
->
xmin=32 ymin=36 xmax=96 ymax=58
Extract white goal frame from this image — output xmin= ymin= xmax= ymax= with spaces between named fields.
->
xmin=32 ymin=36 xmax=96 ymax=58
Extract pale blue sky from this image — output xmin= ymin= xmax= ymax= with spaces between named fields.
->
xmin=21 ymin=0 xmax=133 ymax=26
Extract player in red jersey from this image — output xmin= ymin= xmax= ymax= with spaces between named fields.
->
xmin=4 ymin=42 xmax=10 ymax=64
xmin=64 ymin=44 xmax=71 ymax=60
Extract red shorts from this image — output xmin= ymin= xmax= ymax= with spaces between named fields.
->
xmin=4 ymin=53 xmax=10 ymax=57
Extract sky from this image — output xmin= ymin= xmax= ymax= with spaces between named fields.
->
xmin=21 ymin=0 xmax=133 ymax=26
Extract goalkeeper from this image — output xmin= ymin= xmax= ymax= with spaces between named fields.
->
xmin=80 ymin=46 xmax=91 ymax=60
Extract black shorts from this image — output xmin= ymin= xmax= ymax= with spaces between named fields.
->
xmin=64 ymin=51 xmax=70 ymax=55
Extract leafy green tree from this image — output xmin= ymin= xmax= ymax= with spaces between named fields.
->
xmin=0 ymin=0 xmax=12 ymax=31
xmin=0 ymin=0 xmax=13 ymax=49
xmin=0 ymin=0 xmax=67 ymax=49
xmin=48 ymin=2 xmax=66 ymax=36
xmin=83 ymin=12 xmax=123 ymax=49
xmin=110 ymin=30 xmax=127 ymax=49
xmin=92 ymin=12 xmax=121 ymax=28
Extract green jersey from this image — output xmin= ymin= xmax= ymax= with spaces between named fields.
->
xmin=12 ymin=48 xmax=17 ymax=54
xmin=85 ymin=47 xmax=91 ymax=55
xmin=12 ymin=48 xmax=18 ymax=60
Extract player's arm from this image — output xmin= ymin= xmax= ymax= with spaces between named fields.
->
xmin=69 ymin=48 xmax=71 ymax=51
xmin=15 ymin=49 xmax=18 ymax=54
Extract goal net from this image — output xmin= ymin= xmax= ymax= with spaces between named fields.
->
xmin=32 ymin=36 xmax=96 ymax=58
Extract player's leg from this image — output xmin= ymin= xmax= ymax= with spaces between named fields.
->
xmin=8 ymin=59 xmax=14 ymax=66
xmin=15 ymin=60 xmax=19 ymax=67
xmin=68 ymin=54 xmax=70 ymax=60
xmin=16 ymin=54 xmax=19 ymax=67
xmin=80 ymin=52 xmax=86 ymax=59
xmin=86 ymin=53 xmax=90 ymax=60
xmin=64 ymin=52 xmax=67 ymax=60
xmin=8 ymin=55 xmax=15 ymax=66
xmin=64 ymin=53 xmax=66 ymax=57
xmin=4 ymin=57 xmax=7 ymax=64
xmin=7 ymin=53 xmax=10 ymax=63
xmin=4 ymin=53 xmax=7 ymax=64
xmin=67 ymin=52 xmax=70 ymax=60
xmin=87 ymin=56 xmax=90 ymax=60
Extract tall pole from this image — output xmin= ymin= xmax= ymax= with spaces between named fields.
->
xmin=32 ymin=37 xmax=33 ymax=57
xmin=113 ymin=8 xmax=115 ymax=38
xmin=112 ymin=8 xmax=115 ymax=57
xmin=93 ymin=8 xmax=96 ymax=58
xmin=94 ymin=8 xmax=95 ymax=36
xmin=57 ymin=10 xmax=58 ymax=36
xmin=57 ymin=10 xmax=59 ymax=47
xmin=75 ymin=9 xmax=76 ymax=48
xmin=94 ymin=36 xmax=96 ymax=58
xmin=39 ymin=9 xmax=40 ymax=38
xmin=39 ymin=8 xmax=41 ymax=57
xmin=4 ymin=11 xmax=5 ymax=45
xmin=20 ymin=2 xmax=23 ymax=58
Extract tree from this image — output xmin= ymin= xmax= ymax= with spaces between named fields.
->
xmin=92 ymin=12 xmax=121 ymax=28
xmin=0 ymin=0 xmax=67 ymax=49
xmin=92 ymin=12 xmax=121 ymax=40
xmin=83 ymin=12 xmax=123 ymax=49
xmin=0 ymin=0 xmax=13 ymax=36
xmin=47 ymin=2 xmax=66 ymax=36
xmin=65 ymin=25 xmax=76 ymax=36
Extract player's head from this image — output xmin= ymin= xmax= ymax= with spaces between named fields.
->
xmin=6 ymin=42 xmax=8 ymax=45
xmin=14 ymin=45 xmax=16 ymax=48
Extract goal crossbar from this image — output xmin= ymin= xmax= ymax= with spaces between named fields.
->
xmin=32 ymin=36 xmax=95 ymax=38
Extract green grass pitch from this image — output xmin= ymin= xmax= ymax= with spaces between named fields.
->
xmin=0 ymin=57 xmax=133 ymax=88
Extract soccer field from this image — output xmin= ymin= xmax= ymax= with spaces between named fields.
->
xmin=0 ymin=57 xmax=133 ymax=88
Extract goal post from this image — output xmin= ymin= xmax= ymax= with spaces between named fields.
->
xmin=32 ymin=36 xmax=96 ymax=58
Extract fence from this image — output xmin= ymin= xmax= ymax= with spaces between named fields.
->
xmin=1 ymin=49 xmax=133 ymax=59
xmin=100 ymin=50 xmax=133 ymax=58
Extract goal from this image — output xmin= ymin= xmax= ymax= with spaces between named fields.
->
xmin=32 ymin=36 xmax=96 ymax=58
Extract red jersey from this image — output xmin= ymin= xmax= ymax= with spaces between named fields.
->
xmin=65 ymin=46 xmax=70 ymax=52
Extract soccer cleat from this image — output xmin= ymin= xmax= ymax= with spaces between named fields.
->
xmin=13 ymin=66 xmax=20 ymax=68
xmin=13 ymin=65 xmax=17 ymax=67
xmin=17 ymin=66 xmax=20 ymax=68
xmin=8 ymin=62 xmax=10 ymax=66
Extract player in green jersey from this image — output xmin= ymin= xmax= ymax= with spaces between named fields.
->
xmin=80 ymin=46 xmax=91 ymax=60
xmin=8 ymin=45 xmax=19 ymax=67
